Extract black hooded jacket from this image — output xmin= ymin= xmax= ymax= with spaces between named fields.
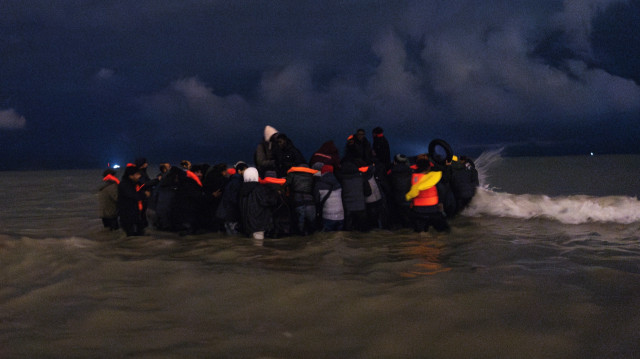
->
xmin=117 ymin=175 xmax=144 ymax=225
xmin=274 ymin=134 xmax=306 ymax=177
xmin=239 ymin=182 xmax=279 ymax=235
xmin=388 ymin=162 xmax=412 ymax=207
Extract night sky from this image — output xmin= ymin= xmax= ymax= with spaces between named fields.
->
xmin=2 ymin=0 xmax=640 ymax=170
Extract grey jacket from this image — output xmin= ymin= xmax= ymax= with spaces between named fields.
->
xmin=98 ymin=181 xmax=118 ymax=219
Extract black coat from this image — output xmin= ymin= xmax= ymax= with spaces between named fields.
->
xmin=151 ymin=167 xmax=181 ymax=230
xmin=239 ymin=182 xmax=279 ymax=235
xmin=173 ymin=171 xmax=205 ymax=230
xmin=344 ymin=138 xmax=373 ymax=165
xmin=372 ymin=136 xmax=391 ymax=169
xmin=117 ymin=176 xmax=144 ymax=226
xmin=451 ymin=163 xmax=479 ymax=199
xmin=219 ymin=173 xmax=243 ymax=222
xmin=388 ymin=162 xmax=412 ymax=207
xmin=285 ymin=169 xmax=316 ymax=206
xmin=338 ymin=162 xmax=367 ymax=212
xmin=275 ymin=145 xmax=306 ymax=177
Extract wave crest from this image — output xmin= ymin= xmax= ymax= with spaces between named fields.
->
xmin=464 ymin=188 xmax=640 ymax=224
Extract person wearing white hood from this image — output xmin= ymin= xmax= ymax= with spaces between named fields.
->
xmin=254 ymin=125 xmax=279 ymax=177
xmin=239 ymin=167 xmax=278 ymax=246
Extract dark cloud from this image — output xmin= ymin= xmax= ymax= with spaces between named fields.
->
xmin=1 ymin=0 xmax=639 ymax=169
xmin=591 ymin=0 xmax=640 ymax=84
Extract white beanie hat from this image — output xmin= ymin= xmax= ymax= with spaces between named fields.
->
xmin=243 ymin=167 xmax=260 ymax=183
xmin=264 ymin=125 xmax=278 ymax=141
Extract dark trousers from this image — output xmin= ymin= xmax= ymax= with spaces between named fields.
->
xmin=102 ymin=217 xmax=119 ymax=230
xmin=411 ymin=207 xmax=449 ymax=232
xmin=344 ymin=210 xmax=368 ymax=232
xmin=120 ymin=216 xmax=145 ymax=236
xmin=366 ymin=199 xmax=390 ymax=229
xmin=322 ymin=219 xmax=344 ymax=232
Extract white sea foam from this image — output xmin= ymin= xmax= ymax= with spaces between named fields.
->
xmin=466 ymin=149 xmax=640 ymax=224
xmin=473 ymin=147 xmax=504 ymax=189
xmin=465 ymin=188 xmax=640 ymax=224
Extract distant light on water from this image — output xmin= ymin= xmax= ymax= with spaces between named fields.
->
xmin=590 ymin=152 xmax=594 ymax=156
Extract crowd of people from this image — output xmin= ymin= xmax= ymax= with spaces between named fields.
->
xmin=98 ymin=126 xmax=479 ymax=244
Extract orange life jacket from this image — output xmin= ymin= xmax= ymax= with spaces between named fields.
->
xmin=411 ymin=173 xmax=439 ymax=207
xmin=287 ymin=166 xmax=319 ymax=175
xmin=260 ymin=177 xmax=286 ymax=185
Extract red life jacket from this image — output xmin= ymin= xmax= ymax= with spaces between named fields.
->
xmin=102 ymin=174 xmax=120 ymax=184
xmin=135 ymin=183 xmax=145 ymax=212
xmin=411 ymin=173 xmax=439 ymax=207
xmin=312 ymin=153 xmax=332 ymax=161
xmin=186 ymin=170 xmax=203 ymax=187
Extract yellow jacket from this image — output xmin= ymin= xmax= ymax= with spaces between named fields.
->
xmin=405 ymin=171 xmax=442 ymax=202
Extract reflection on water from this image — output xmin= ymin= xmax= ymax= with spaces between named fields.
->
xmin=2 ymin=217 xmax=640 ymax=358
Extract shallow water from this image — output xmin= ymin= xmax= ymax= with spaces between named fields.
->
xmin=1 ymin=157 xmax=640 ymax=358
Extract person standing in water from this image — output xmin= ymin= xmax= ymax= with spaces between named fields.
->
xmin=118 ymin=165 xmax=146 ymax=236
xmin=239 ymin=167 xmax=279 ymax=246
xmin=99 ymin=168 xmax=119 ymax=230
xmin=405 ymin=155 xmax=449 ymax=233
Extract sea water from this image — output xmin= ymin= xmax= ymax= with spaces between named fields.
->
xmin=1 ymin=154 xmax=639 ymax=358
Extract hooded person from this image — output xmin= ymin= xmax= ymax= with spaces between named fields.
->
xmin=273 ymin=133 xmax=306 ymax=177
xmin=98 ymin=169 xmax=119 ymax=230
xmin=309 ymin=140 xmax=341 ymax=169
xmin=239 ymin=167 xmax=279 ymax=245
xmin=255 ymin=125 xmax=279 ymax=177
xmin=218 ymin=161 xmax=248 ymax=235
xmin=118 ymin=165 xmax=146 ymax=236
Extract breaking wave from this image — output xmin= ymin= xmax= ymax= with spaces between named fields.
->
xmin=464 ymin=188 xmax=640 ymax=224
xmin=467 ymin=148 xmax=640 ymax=224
